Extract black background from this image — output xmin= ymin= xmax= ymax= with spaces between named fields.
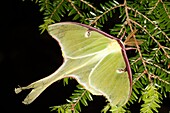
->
xmin=1 ymin=0 xmax=170 ymax=113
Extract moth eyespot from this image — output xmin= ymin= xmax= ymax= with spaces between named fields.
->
xmin=85 ymin=30 xmax=91 ymax=38
xmin=116 ymin=68 xmax=125 ymax=73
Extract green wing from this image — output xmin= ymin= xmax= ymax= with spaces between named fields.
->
xmin=48 ymin=22 xmax=112 ymax=58
xmin=15 ymin=22 xmax=132 ymax=107
xmin=89 ymin=49 xmax=130 ymax=106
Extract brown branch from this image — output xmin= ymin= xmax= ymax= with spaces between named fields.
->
xmin=91 ymin=4 xmax=124 ymax=25
xmin=129 ymin=19 xmax=170 ymax=59
xmin=145 ymin=60 xmax=170 ymax=74
xmin=117 ymin=23 xmax=126 ymax=38
xmin=71 ymin=90 xmax=87 ymax=111
xmin=80 ymin=0 xmax=96 ymax=11
xmin=133 ymin=70 xmax=147 ymax=85
xmin=68 ymin=0 xmax=83 ymax=17
xmin=49 ymin=0 xmax=65 ymax=19
xmin=127 ymin=7 xmax=170 ymax=42
xmin=150 ymin=74 xmax=170 ymax=85
xmin=160 ymin=0 xmax=170 ymax=19
xmin=148 ymin=0 xmax=160 ymax=14
xmin=131 ymin=57 xmax=141 ymax=65
xmin=151 ymin=47 xmax=161 ymax=60
xmin=125 ymin=3 xmax=150 ymax=80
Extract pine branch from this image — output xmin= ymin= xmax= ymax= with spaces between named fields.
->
xmin=80 ymin=0 xmax=96 ymax=10
xmin=67 ymin=0 xmax=83 ymax=18
xmin=50 ymin=85 xmax=93 ymax=112
xmin=127 ymin=7 xmax=170 ymax=42
xmin=90 ymin=2 xmax=124 ymax=25
xmin=101 ymin=104 xmax=127 ymax=113
xmin=140 ymin=83 xmax=162 ymax=113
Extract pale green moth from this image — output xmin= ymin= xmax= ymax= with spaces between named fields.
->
xmin=15 ymin=22 xmax=132 ymax=107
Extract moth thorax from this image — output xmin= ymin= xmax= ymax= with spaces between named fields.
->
xmin=108 ymin=41 xmax=121 ymax=52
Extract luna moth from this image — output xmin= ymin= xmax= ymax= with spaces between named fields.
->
xmin=15 ymin=22 xmax=132 ymax=107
